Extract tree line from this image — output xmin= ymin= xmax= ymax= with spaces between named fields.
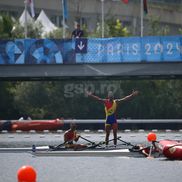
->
xmin=0 ymin=80 xmax=181 ymax=120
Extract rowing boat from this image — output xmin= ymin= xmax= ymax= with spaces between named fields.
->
xmin=0 ymin=135 xmax=151 ymax=158
xmin=32 ymin=148 xmax=139 ymax=157
xmin=0 ymin=145 xmax=144 ymax=157
xmin=31 ymin=146 xmax=145 ymax=157
xmin=0 ymin=135 xmax=161 ymax=158
xmin=0 ymin=146 xmax=49 ymax=153
xmin=11 ymin=119 xmax=64 ymax=131
xmin=0 ymin=119 xmax=64 ymax=131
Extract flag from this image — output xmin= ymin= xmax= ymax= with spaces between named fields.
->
xmin=143 ymin=0 xmax=148 ymax=14
xmin=62 ymin=0 xmax=68 ymax=20
xmin=122 ymin=0 xmax=129 ymax=4
xmin=28 ymin=0 xmax=35 ymax=17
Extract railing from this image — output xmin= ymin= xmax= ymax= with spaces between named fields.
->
xmin=1 ymin=119 xmax=182 ymax=131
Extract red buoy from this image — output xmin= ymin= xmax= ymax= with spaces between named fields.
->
xmin=147 ymin=132 xmax=157 ymax=142
xmin=17 ymin=165 xmax=37 ymax=182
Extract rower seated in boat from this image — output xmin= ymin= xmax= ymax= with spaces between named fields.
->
xmin=64 ymin=123 xmax=87 ymax=150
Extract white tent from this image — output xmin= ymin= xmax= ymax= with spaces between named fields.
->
xmin=19 ymin=9 xmax=33 ymax=26
xmin=35 ymin=10 xmax=57 ymax=35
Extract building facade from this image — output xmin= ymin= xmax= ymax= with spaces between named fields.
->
xmin=0 ymin=0 xmax=182 ymax=36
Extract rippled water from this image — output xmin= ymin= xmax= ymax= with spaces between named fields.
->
xmin=1 ymin=153 xmax=182 ymax=182
xmin=0 ymin=132 xmax=182 ymax=182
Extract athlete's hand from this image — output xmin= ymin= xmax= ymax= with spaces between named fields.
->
xmin=75 ymin=135 xmax=80 ymax=142
xmin=132 ymin=90 xmax=139 ymax=96
xmin=85 ymin=90 xmax=92 ymax=96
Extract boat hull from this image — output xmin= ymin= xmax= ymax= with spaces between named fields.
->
xmin=157 ymin=140 xmax=182 ymax=160
xmin=0 ymin=146 xmax=143 ymax=157
xmin=32 ymin=148 xmax=143 ymax=157
xmin=0 ymin=146 xmax=50 ymax=153
xmin=11 ymin=119 xmax=64 ymax=131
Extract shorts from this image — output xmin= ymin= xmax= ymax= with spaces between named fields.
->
xmin=105 ymin=123 xmax=118 ymax=130
xmin=106 ymin=115 xmax=117 ymax=124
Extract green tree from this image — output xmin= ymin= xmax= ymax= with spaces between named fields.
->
xmin=12 ymin=21 xmax=43 ymax=38
xmin=90 ymin=18 xmax=130 ymax=38
xmin=5 ymin=79 xmax=182 ymax=119
xmin=148 ymin=15 xmax=170 ymax=36
xmin=0 ymin=14 xmax=13 ymax=38
xmin=0 ymin=82 xmax=19 ymax=119
xmin=179 ymin=28 xmax=182 ymax=34
xmin=45 ymin=28 xmax=71 ymax=39
xmin=81 ymin=24 xmax=89 ymax=38
xmin=107 ymin=19 xmax=130 ymax=37
xmin=12 ymin=82 xmax=52 ymax=119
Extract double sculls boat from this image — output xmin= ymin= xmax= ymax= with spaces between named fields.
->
xmin=0 ymin=145 xmax=145 ymax=158
xmin=0 ymin=137 xmax=181 ymax=159
xmin=31 ymin=139 xmax=182 ymax=159
xmin=32 ymin=148 xmax=141 ymax=157
xmin=0 ymin=136 xmax=146 ymax=158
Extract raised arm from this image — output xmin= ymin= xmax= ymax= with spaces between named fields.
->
xmin=115 ymin=90 xmax=139 ymax=103
xmin=86 ymin=90 xmax=105 ymax=102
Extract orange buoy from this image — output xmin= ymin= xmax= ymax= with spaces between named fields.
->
xmin=147 ymin=132 xmax=157 ymax=142
xmin=17 ymin=165 xmax=37 ymax=182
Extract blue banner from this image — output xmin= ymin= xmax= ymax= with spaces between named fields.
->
xmin=0 ymin=36 xmax=181 ymax=64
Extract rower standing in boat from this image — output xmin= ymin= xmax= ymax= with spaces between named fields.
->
xmin=64 ymin=123 xmax=87 ymax=150
xmin=86 ymin=90 xmax=139 ymax=147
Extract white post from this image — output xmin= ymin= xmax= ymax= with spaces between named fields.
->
xmin=101 ymin=0 xmax=104 ymax=38
xmin=140 ymin=0 xmax=144 ymax=37
xmin=24 ymin=0 xmax=28 ymax=38
xmin=62 ymin=0 xmax=66 ymax=39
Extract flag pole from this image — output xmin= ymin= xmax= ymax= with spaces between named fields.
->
xmin=62 ymin=0 xmax=66 ymax=39
xmin=140 ymin=0 xmax=144 ymax=37
xmin=101 ymin=0 xmax=105 ymax=38
xmin=24 ymin=0 xmax=28 ymax=38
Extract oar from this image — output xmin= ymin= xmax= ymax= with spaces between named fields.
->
xmin=117 ymin=138 xmax=149 ymax=152
xmin=49 ymin=141 xmax=67 ymax=150
xmin=50 ymin=136 xmax=94 ymax=151
xmin=117 ymin=138 xmax=136 ymax=147
xmin=79 ymin=136 xmax=95 ymax=145
xmin=87 ymin=136 xmax=122 ymax=149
